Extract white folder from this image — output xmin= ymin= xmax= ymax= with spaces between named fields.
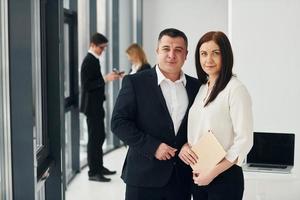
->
xmin=190 ymin=130 xmax=226 ymax=174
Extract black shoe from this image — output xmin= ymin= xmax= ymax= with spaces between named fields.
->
xmin=102 ymin=167 xmax=116 ymax=175
xmin=89 ymin=174 xmax=111 ymax=182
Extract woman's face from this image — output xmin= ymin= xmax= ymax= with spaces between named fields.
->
xmin=127 ymin=52 xmax=138 ymax=64
xmin=199 ymin=40 xmax=222 ymax=79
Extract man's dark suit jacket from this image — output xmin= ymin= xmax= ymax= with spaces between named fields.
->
xmin=128 ymin=63 xmax=151 ymax=74
xmin=111 ymin=68 xmax=200 ymax=188
xmin=80 ymin=53 xmax=105 ymax=117
xmin=137 ymin=63 xmax=151 ymax=72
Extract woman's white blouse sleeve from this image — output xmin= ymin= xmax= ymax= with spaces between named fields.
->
xmin=226 ymin=85 xmax=253 ymax=165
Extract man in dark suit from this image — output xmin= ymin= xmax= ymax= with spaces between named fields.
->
xmin=111 ymin=28 xmax=200 ymax=200
xmin=80 ymin=33 xmax=121 ymax=182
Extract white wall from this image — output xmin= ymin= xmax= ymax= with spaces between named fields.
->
xmin=231 ymin=0 xmax=300 ymax=172
xmin=143 ymin=0 xmax=300 ymax=199
xmin=143 ymin=0 xmax=228 ymax=77
xmin=231 ymin=1 xmax=300 ymax=198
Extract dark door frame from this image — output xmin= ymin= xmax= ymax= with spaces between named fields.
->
xmin=62 ymin=8 xmax=80 ymax=188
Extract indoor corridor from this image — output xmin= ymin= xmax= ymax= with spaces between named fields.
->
xmin=1 ymin=0 xmax=300 ymax=200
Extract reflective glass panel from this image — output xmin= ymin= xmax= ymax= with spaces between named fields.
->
xmin=65 ymin=111 xmax=72 ymax=181
xmin=0 ymin=0 xmax=12 ymax=199
xmin=64 ymin=24 xmax=70 ymax=98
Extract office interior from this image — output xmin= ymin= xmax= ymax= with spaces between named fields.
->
xmin=0 ymin=0 xmax=299 ymax=199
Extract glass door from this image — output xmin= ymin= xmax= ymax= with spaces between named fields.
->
xmin=63 ymin=8 xmax=80 ymax=187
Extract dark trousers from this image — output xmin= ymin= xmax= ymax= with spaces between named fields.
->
xmin=125 ymin=170 xmax=191 ymax=200
xmin=86 ymin=114 xmax=105 ymax=177
xmin=192 ymin=165 xmax=244 ymax=200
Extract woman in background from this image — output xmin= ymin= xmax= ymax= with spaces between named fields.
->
xmin=179 ymin=31 xmax=253 ymax=200
xmin=126 ymin=43 xmax=151 ymax=74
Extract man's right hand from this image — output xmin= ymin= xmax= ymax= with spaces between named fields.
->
xmin=154 ymin=143 xmax=177 ymax=160
xmin=104 ymin=71 xmax=121 ymax=82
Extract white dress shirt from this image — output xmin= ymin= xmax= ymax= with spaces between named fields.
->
xmin=156 ymin=66 xmax=188 ymax=135
xmin=129 ymin=64 xmax=139 ymax=74
xmin=88 ymin=49 xmax=100 ymax=60
xmin=188 ymin=76 xmax=253 ymax=166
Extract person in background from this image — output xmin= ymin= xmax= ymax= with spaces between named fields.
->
xmin=80 ymin=33 xmax=121 ymax=182
xmin=111 ymin=28 xmax=200 ymax=200
xmin=126 ymin=43 xmax=151 ymax=74
xmin=179 ymin=31 xmax=253 ymax=200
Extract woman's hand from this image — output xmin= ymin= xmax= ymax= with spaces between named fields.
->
xmin=193 ymin=171 xmax=216 ymax=186
xmin=178 ymin=143 xmax=198 ymax=165
xmin=193 ymin=158 xmax=236 ymax=186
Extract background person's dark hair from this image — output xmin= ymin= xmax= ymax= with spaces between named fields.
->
xmin=195 ymin=31 xmax=234 ymax=107
xmin=90 ymin=33 xmax=108 ymax=45
xmin=158 ymin=28 xmax=188 ymax=48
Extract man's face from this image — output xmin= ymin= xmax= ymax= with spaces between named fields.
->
xmin=91 ymin=43 xmax=107 ymax=56
xmin=156 ymin=35 xmax=188 ymax=77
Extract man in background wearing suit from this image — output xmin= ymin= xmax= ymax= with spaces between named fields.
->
xmin=111 ymin=28 xmax=200 ymax=200
xmin=80 ymin=33 xmax=121 ymax=182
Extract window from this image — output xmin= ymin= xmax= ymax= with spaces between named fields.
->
xmin=0 ymin=0 xmax=12 ymax=199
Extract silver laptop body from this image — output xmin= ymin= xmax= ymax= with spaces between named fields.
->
xmin=242 ymin=132 xmax=295 ymax=174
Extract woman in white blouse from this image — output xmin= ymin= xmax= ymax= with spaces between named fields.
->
xmin=178 ymin=31 xmax=253 ymax=200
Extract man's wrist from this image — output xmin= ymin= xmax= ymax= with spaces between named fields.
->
xmin=103 ymin=76 xmax=108 ymax=83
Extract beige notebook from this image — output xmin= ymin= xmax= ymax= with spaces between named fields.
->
xmin=190 ymin=130 xmax=226 ymax=174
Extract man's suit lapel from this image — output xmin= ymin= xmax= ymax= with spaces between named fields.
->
xmin=185 ymin=76 xmax=195 ymax=108
xmin=176 ymin=75 xmax=195 ymax=136
xmin=148 ymin=69 xmax=174 ymax=126
xmin=156 ymin=86 xmax=170 ymax=115
xmin=147 ymin=69 xmax=197 ymax=137
xmin=151 ymin=71 xmax=195 ymax=110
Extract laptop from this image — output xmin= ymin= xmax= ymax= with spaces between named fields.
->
xmin=243 ymin=132 xmax=295 ymax=174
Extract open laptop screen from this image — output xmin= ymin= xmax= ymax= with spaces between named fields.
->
xmin=247 ymin=132 xmax=295 ymax=166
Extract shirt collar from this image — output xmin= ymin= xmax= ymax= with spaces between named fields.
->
xmin=155 ymin=65 xmax=186 ymax=86
xmin=88 ymin=49 xmax=100 ymax=60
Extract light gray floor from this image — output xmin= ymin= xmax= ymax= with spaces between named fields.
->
xmin=66 ymin=146 xmax=127 ymax=200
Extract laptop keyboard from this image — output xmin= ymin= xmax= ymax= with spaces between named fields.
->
xmin=249 ymin=164 xmax=287 ymax=169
